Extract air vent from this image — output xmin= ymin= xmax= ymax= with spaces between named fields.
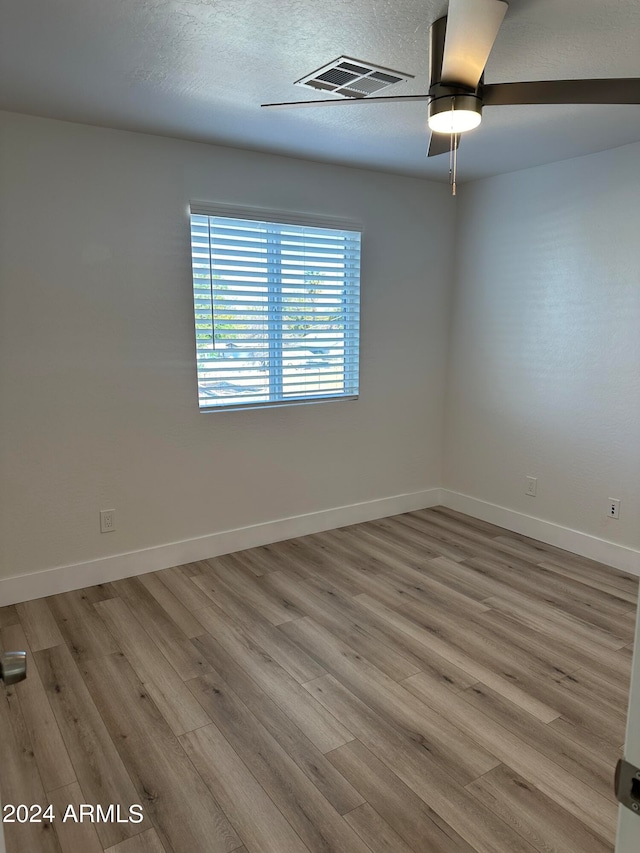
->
xmin=295 ymin=56 xmax=414 ymax=99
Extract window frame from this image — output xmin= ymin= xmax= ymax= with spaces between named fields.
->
xmin=189 ymin=202 xmax=362 ymax=413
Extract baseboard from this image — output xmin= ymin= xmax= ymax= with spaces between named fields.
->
xmin=440 ymin=490 xmax=640 ymax=577
xmin=4 ymin=486 xmax=637 ymax=606
xmin=0 ymin=488 xmax=442 ymax=606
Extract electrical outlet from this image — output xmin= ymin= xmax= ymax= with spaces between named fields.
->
xmin=608 ymin=499 xmax=620 ymax=520
xmin=525 ymin=476 xmax=537 ymax=497
xmin=100 ymin=509 xmax=116 ymax=533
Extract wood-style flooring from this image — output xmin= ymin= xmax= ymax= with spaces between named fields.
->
xmin=0 ymin=507 xmax=636 ymax=853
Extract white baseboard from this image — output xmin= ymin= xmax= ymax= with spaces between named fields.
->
xmin=0 ymin=488 xmax=442 ymax=606
xmin=4 ymin=486 xmax=637 ymax=606
xmin=440 ymin=490 xmax=640 ymax=577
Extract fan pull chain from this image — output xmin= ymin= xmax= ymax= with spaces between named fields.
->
xmin=449 ymin=131 xmax=458 ymax=196
xmin=449 ymin=130 xmax=454 ymax=190
xmin=447 ymin=97 xmax=458 ymax=196
xmin=452 ymin=133 xmax=457 ymax=196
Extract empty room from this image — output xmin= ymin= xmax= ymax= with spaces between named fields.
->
xmin=1 ymin=0 xmax=639 ymax=852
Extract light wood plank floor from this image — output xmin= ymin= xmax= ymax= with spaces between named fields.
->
xmin=0 ymin=507 xmax=636 ymax=853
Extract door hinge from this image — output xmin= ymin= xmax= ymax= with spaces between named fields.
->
xmin=615 ymin=758 xmax=640 ymax=814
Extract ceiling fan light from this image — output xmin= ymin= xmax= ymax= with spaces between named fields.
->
xmin=428 ymin=93 xmax=483 ymax=133
xmin=428 ymin=108 xmax=482 ymax=133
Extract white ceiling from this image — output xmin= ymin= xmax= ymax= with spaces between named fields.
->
xmin=1 ymin=0 xmax=639 ymax=182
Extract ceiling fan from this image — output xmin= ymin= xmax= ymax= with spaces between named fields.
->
xmin=261 ymin=0 xmax=640 ymax=162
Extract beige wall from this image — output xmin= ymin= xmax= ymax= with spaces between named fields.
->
xmin=444 ymin=142 xmax=640 ymax=551
xmin=0 ymin=111 xmax=455 ymax=581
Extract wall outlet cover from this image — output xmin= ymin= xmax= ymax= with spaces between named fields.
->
xmin=100 ymin=509 xmax=116 ymax=533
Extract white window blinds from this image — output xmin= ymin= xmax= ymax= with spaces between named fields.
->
xmin=190 ymin=205 xmax=361 ymax=411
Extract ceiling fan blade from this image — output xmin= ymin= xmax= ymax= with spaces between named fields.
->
xmin=261 ymin=94 xmax=431 ymax=109
xmin=441 ymin=0 xmax=508 ymax=90
xmin=483 ymin=78 xmax=640 ymax=105
xmin=427 ymin=132 xmax=460 ymax=157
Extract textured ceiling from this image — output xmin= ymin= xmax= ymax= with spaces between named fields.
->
xmin=1 ymin=0 xmax=640 ymax=182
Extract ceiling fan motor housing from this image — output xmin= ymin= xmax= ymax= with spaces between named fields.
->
xmin=427 ymin=91 xmax=483 ymax=128
xmin=428 ymin=16 xmax=483 ymax=132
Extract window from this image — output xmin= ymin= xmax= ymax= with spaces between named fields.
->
xmin=190 ymin=204 xmax=361 ymax=411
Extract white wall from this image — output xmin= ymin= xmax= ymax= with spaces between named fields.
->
xmin=0 ymin=111 xmax=455 ymax=586
xmin=444 ymin=142 xmax=640 ymax=553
